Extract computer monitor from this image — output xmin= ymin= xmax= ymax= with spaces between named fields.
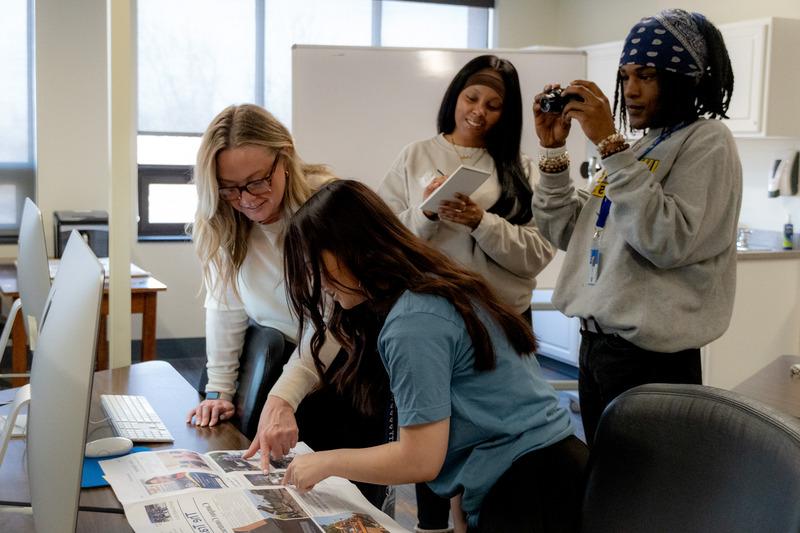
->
xmin=17 ymin=198 xmax=52 ymax=344
xmin=27 ymin=230 xmax=104 ymax=533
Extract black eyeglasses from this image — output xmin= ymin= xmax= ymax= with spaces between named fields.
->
xmin=218 ymin=152 xmax=281 ymax=201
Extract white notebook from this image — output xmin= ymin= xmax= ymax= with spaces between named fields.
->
xmin=419 ymin=165 xmax=491 ymax=212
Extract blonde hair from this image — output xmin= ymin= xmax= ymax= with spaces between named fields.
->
xmin=191 ymin=104 xmax=330 ymax=298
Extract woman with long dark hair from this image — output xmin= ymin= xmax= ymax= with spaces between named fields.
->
xmin=379 ymin=54 xmax=554 ymax=322
xmin=281 ymin=180 xmax=587 ymax=533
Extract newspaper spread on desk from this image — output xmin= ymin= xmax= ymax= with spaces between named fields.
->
xmin=100 ymin=442 xmax=408 ymax=533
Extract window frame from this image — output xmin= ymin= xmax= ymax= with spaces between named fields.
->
xmin=136 ymin=0 xmax=491 ymax=240
xmin=137 ymin=165 xmax=194 ymax=241
xmin=1 ymin=0 xmax=37 ymax=243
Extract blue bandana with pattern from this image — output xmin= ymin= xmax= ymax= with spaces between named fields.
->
xmin=620 ymin=9 xmax=708 ymax=77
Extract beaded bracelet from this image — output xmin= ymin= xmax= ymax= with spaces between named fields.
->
xmin=600 ymin=141 xmax=630 ymax=159
xmin=539 ymin=151 xmax=570 ymax=174
xmin=597 ymin=132 xmax=625 ymax=154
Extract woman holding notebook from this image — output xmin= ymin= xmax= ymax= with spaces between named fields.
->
xmin=377 ymin=55 xmax=555 ymax=533
xmin=378 ymin=55 xmax=554 ymax=324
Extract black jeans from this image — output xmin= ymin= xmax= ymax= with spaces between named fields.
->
xmin=295 ymin=349 xmax=391 ymax=509
xmin=470 ymin=435 xmax=588 ymax=533
xmin=416 ymin=481 xmax=452 ymax=530
xmin=578 ymin=330 xmax=702 ymax=446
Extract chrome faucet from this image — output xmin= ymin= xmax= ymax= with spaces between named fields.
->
xmin=736 ymin=227 xmax=752 ymax=251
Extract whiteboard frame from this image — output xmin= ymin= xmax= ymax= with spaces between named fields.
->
xmin=291 ymin=44 xmax=589 ymax=191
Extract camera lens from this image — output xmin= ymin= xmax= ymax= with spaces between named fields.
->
xmin=540 ymin=90 xmax=564 ymax=114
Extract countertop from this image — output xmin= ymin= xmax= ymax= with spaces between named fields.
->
xmin=736 ymin=228 xmax=800 ymax=260
xmin=737 ymin=248 xmax=800 ymax=260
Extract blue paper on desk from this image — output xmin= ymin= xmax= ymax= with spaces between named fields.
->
xmin=81 ymin=446 xmax=150 ymax=488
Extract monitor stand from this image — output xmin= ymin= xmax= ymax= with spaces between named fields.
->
xmin=0 ymin=384 xmax=31 ymax=465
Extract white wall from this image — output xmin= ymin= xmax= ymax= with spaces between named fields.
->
xmin=736 ymin=138 xmax=800 ymax=233
xmin=551 ymin=0 xmax=800 ymax=48
xmin=132 ymin=243 xmax=204 ymax=340
xmin=494 ymin=0 xmax=557 ymax=48
xmin=35 ymin=0 xmax=109 ymax=248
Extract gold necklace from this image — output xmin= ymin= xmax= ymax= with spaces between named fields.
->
xmin=446 ymin=134 xmax=480 ymax=161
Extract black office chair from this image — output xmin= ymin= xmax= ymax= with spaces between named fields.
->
xmin=198 ymin=322 xmax=295 ymax=439
xmin=581 ymin=383 xmax=800 ymax=533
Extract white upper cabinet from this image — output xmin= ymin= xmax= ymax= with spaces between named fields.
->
xmin=719 ymin=20 xmax=766 ymax=134
xmin=719 ymin=18 xmax=800 ymax=137
xmin=583 ymin=40 xmax=624 ymax=109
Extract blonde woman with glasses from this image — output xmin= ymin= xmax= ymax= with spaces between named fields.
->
xmin=186 ymin=104 xmax=391 ymax=508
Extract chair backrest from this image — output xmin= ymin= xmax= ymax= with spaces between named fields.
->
xmin=28 ymin=230 xmax=104 ymax=533
xmin=197 ymin=322 xmax=294 ymax=439
xmin=581 ymin=383 xmax=800 ymax=533
xmin=17 ymin=198 xmax=51 ymax=342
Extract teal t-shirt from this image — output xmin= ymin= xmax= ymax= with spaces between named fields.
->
xmin=378 ymin=291 xmax=574 ymax=525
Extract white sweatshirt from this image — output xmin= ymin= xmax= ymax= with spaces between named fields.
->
xmin=204 ymin=199 xmax=339 ymax=409
xmin=378 ymin=134 xmax=555 ymax=313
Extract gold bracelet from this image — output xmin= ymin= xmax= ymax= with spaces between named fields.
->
xmin=539 ymin=151 xmax=570 ymax=174
xmin=597 ymin=132 xmax=625 ymax=154
xmin=600 ymin=141 xmax=630 ymax=159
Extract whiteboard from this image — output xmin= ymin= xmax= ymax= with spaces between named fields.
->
xmin=292 ymin=45 xmax=588 ymax=191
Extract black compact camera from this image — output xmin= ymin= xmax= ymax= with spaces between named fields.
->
xmin=539 ymin=88 xmax=582 ymax=114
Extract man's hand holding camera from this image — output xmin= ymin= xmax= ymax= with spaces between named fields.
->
xmin=534 ymin=80 xmax=617 ymax=147
xmin=533 ymin=83 xmax=572 ymax=149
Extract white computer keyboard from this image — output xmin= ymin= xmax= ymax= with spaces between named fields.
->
xmin=100 ymin=394 xmax=174 ymax=443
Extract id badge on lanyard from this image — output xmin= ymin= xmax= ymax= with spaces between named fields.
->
xmin=585 ymin=122 xmax=688 ymax=286
xmin=588 ymin=197 xmax=610 ymax=286
xmin=587 ymin=170 xmax=609 ymax=285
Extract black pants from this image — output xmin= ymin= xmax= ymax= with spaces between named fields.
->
xmin=578 ymin=330 xmax=702 ymax=446
xmin=471 ymin=435 xmax=588 ymax=533
xmin=415 ymin=306 xmax=534 ymax=530
xmin=295 ymin=348 xmax=391 ymax=508
xmin=199 ymin=324 xmax=389 ymax=507
xmin=416 ymin=482 xmax=451 ymax=530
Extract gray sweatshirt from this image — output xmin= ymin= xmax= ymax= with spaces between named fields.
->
xmin=379 ymin=134 xmax=555 ymax=313
xmin=534 ymin=119 xmax=742 ymax=352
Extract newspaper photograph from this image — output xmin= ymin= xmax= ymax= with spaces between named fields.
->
xmin=100 ymin=442 xmax=408 ymax=533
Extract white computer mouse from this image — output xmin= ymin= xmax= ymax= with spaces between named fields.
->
xmin=85 ymin=436 xmax=133 ymax=458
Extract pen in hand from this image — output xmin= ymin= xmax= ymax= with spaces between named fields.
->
xmin=436 ymin=168 xmax=446 ymax=177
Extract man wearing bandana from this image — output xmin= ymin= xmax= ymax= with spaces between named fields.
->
xmin=532 ymin=9 xmax=742 ymax=445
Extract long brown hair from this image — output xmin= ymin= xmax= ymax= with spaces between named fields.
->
xmin=283 ymin=180 xmax=537 ymax=414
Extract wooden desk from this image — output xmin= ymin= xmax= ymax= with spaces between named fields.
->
xmin=0 ymin=264 xmax=167 ymax=386
xmin=0 ymin=509 xmax=133 ymax=533
xmin=0 ymin=360 xmax=250 ymax=515
xmin=733 ymin=354 xmax=800 ymax=418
